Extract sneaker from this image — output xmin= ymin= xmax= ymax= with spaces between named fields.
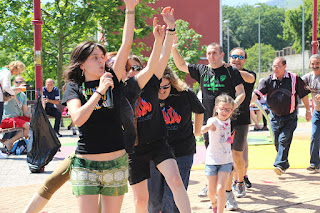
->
xmin=274 ymin=166 xmax=285 ymax=176
xmin=232 ymin=180 xmax=238 ymax=192
xmin=198 ymin=185 xmax=208 ymax=197
xmin=244 ymin=175 xmax=252 ymax=188
xmin=225 ymin=191 xmax=238 ymax=210
xmin=307 ymin=165 xmax=320 ymax=173
xmin=235 ymin=182 xmax=246 ymax=198
xmin=56 ymin=132 xmax=62 ymax=137
xmin=0 ymin=151 xmax=9 ymax=159
xmin=72 ymin=128 xmax=77 ymax=135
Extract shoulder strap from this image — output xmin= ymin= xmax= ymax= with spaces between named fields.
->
xmin=289 ymin=71 xmax=297 ymax=113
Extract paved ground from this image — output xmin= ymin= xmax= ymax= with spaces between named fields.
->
xmin=0 ymin=122 xmax=320 ymax=213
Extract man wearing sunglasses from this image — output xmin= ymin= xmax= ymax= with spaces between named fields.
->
xmin=172 ymin=41 xmax=245 ymax=198
xmin=252 ymin=57 xmax=311 ymax=176
xmin=224 ymin=47 xmax=256 ymax=210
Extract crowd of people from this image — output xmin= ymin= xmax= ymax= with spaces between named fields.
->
xmin=0 ymin=1 xmax=319 ymax=212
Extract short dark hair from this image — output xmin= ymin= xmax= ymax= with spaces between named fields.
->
xmin=207 ymin=42 xmax=223 ymax=54
xmin=274 ymin=57 xmax=286 ymax=66
xmin=230 ymin=47 xmax=247 ymax=59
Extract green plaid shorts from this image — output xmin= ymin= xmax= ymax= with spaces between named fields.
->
xmin=70 ymin=154 xmax=128 ymax=196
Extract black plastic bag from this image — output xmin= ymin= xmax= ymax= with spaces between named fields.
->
xmin=27 ymin=97 xmax=61 ymax=173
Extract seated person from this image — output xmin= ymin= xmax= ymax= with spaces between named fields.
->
xmin=0 ymin=76 xmax=31 ymax=152
xmin=42 ymin=78 xmax=62 ymax=137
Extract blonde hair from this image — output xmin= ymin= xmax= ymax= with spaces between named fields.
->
xmin=213 ymin=94 xmax=236 ymax=118
xmin=5 ymin=61 xmax=25 ymax=73
xmin=162 ymin=67 xmax=188 ymax=92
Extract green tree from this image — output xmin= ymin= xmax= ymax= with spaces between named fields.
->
xmin=168 ymin=19 xmax=205 ymax=79
xmin=222 ymin=4 xmax=290 ymax=52
xmin=245 ymin=43 xmax=275 ymax=81
xmin=0 ymin=0 xmax=156 ymax=88
xmin=282 ymin=0 xmax=316 ymax=53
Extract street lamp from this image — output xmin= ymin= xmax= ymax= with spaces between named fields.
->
xmin=302 ymin=0 xmax=305 ymax=75
xmin=224 ymin=20 xmax=230 ymax=63
xmin=254 ymin=4 xmax=261 ymax=81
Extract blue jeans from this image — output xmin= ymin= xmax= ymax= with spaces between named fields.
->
xmin=310 ymin=110 xmax=320 ymax=167
xmin=147 ymin=154 xmax=194 ymax=213
xmin=270 ymin=111 xmax=297 ymax=170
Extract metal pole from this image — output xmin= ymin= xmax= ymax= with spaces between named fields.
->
xmin=227 ymin=23 xmax=230 ymax=63
xmin=254 ymin=5 xmax=261 ymax=81
xmin=312 ymin=0 xmax=318 ymax=54
xmin=223 ymin=20 xmax=230 ymax=62
xmin=32 ymin=0 xmax=43 ymax=99
xmin=302 ymin=0 xmax=305 ymax=75
xmin=258 ymin=7 xmax=261 ymax=81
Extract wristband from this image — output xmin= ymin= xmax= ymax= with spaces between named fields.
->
xmin=166 ymin=27 xmax=175 ymax=32
xmin=95 ymin=90 xmax=103 ymax=97
xmin=125 ymin=10 xmax=135 ymax=14
xmin=234 ymin=100 xmax=239 ymax=107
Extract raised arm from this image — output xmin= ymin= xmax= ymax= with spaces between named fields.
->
xmin=154 ymin=7 xmax=176 ymax=79
xmin=136 ymin=17 xmax=165 ymax=89
xmin=171 ymin=34 xmax=189 ymax=73
xmin=113 ymin=0 xmax=139 ymax=81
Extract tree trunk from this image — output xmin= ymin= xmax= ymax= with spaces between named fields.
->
xmin=57 ymin=32 xmax=64 ymax=89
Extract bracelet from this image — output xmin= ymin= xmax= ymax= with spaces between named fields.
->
xmin=95 ymin=90 xmax=103 ymax=97
xmin=166 ymin=27 xmax=175 ymax=32
xmin=306 ymin=110 xmax=311 ymax=113
xmin=125 ymin=10 xmax=135 ymax=14
xmin=234 ymin=100 xmax=239 ymax=107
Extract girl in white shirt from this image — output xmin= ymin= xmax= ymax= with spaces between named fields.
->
xmin=201 ymin=94 xmax=236 ymax=213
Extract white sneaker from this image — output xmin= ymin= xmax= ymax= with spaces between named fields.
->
xmin=0 ymin=152 xmax=9 ymax=159
xmin=226 ymin=191 xmax=238 ymax=210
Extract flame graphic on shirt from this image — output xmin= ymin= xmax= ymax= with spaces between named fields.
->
xmin=162 ymin=106 xmax=181 ymax=125
xmin=135 ymin=97 xmax=152 ymax=118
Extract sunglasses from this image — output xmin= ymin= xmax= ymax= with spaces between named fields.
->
xmin=159 ymin=84 xmax=171 ymax=90
xmin=231 ymin=55 xmax=245 ymax=60
xmin=131 ymin=65 xmax=143 ymax=72
xmin=218 ymin=107 xmax=233 ymax=113
xmin=15 ymin=81 xmax=24 ymax=84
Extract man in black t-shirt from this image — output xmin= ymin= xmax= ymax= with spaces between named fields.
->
xmin=224 ymin=47 xmax=256 ymax=208
xmin=172 ymin=41 xmax=245 ymax=198
xmin=251 ymin=57 xmax=311 ymax=176
xmin=172 ymin=42 xmax=245 ymax=145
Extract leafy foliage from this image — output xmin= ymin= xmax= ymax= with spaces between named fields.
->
xmin=222 ymin=4 xmax=290 ymax=54
xmin=0 ymin=0 xmax=156 ymax=88
xmin=245 ymin=43 xmax=275 ymax=81
xmin=168 ymin=19 xmax=205 ymax=79
xmin=282 ymin=0 xmax=316 ymax=53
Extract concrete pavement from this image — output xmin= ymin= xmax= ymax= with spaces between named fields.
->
xmin=0 ymin=123 xmax=320 ymax=212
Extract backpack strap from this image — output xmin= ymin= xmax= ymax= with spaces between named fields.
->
xmin=289 ymin=72 xmax=297 ymax=114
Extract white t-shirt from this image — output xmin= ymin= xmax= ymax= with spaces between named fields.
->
xmin=0 ymin=67 xmax=15 ymax=102
xmin=302 ymin=72 xmax=320 ymax=111
xmin=205 ymin=117 xmax=233 ymax=165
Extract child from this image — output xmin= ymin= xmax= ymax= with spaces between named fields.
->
xmin=201 ymin=94 xmax=236 ymax=213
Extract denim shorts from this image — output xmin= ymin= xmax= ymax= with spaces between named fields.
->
xmin=205 ymin=163 xmax=233 ymax=176
xmin=70 ymin=154 xmax=128 ymax=196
